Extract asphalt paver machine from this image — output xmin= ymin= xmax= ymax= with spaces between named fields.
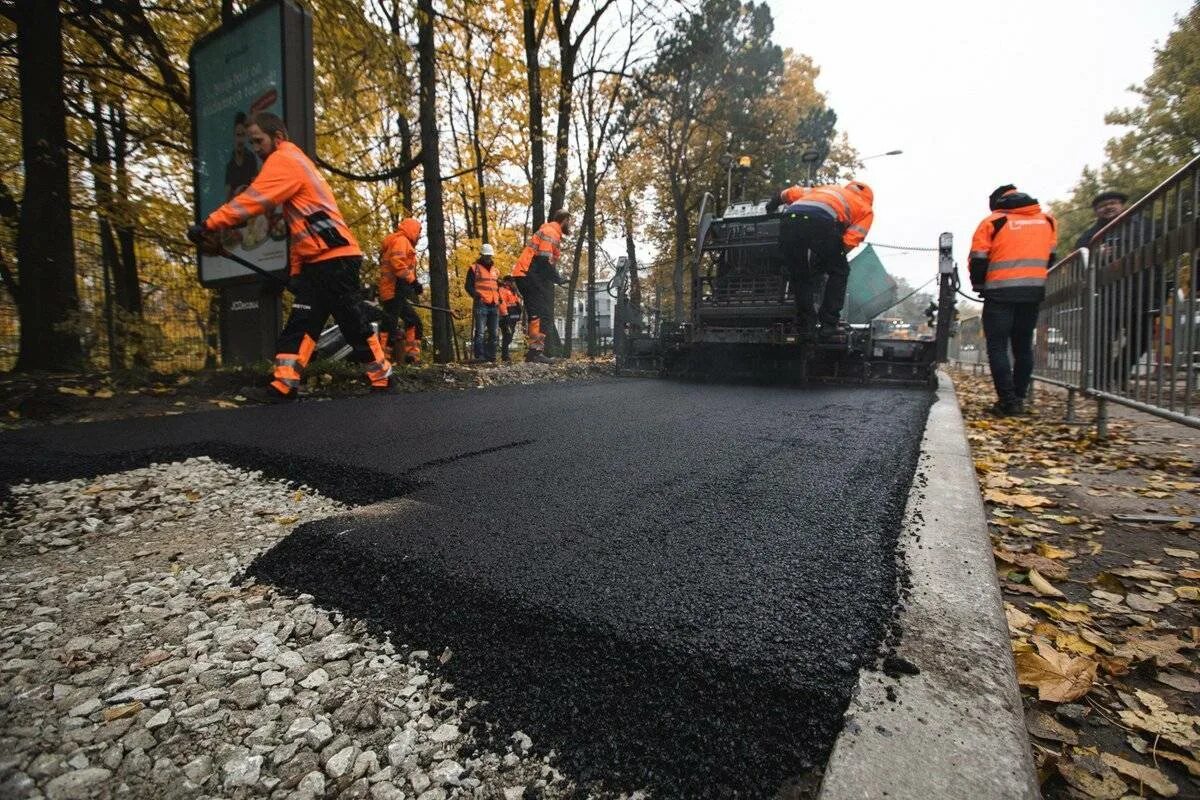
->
xmin=617 ymin=194 xmax=955 ymax=386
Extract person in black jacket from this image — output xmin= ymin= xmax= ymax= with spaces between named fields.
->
xmin=1074 ymin=190 xmax=1128 ymax=251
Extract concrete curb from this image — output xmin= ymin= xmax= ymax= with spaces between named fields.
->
xmin=818 ymin=370 xmax=1038 ymax=799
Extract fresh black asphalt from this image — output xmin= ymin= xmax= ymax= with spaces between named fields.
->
xmin=0 ymin=377 xmax=934 ymax=797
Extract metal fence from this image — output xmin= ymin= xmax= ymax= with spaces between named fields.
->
xmin=1032 ymin=153 xmax=1200 ymax=435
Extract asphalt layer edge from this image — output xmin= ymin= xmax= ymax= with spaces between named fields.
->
xmin=818 ymin=370 xmax=1039 ymax=800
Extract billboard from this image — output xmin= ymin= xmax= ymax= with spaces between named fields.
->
xmin=190 ymin=0 xmax=312 ymax=287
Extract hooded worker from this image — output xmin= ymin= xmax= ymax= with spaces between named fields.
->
xmin=379 ymin=217 xmax=424 ymax=365
xmin=766 ymin=180 xmax=874 ymax=337
xmin=969 ymin=185 xmax=1058 ymax=416
xmin=465 ymin=243 xmax=500 ymax=362
xmin=512 ymin=209 xmax=571 ymax=363
xmin=188 ymin=111 xmax=393 ymax=400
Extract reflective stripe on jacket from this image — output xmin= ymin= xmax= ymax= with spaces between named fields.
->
xmin=512 ymin=221 xmax=563 ymax=277
xmin=378 ymin=219 xmax=421 ymax=301
xmin=470 ymin=262 xmax=500 ymax=305
xmin=970 ymin=203 xmax=1057 ymax=300
xmin=779 ymin=184 xmax=874 ymax=249
xmin=206 ymin=141 xmax=361 ymax=276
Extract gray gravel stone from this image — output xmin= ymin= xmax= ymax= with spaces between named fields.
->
xmin=222 ymin=753 xmax=263 ymax=789
xmin=43 ymin=767 xmax=112 ymax=800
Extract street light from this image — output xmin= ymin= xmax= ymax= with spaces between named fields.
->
xmin=860 ymin=149 xmax=903 ymax=162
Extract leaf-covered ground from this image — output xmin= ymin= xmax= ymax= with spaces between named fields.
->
xmin=954 ymin=368 xmax=1200 ymax=799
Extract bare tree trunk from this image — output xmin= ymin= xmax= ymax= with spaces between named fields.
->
xmin=90 ymin=93 xmax=122 ymax=369
xmin=671 ymin=186 xmax=687 ymax=321
xmin=549 ymin=44 xmax=575 ymax=215
xmin=397 ymin=114 xmax=414 ymax=215
xmin=563 ymin=234 xmax=583 ymax=356
xmin=622 ymin=192 xmax=641 ymax=317
xmin=522 ymin=0 xmax=546 ymax=228
xmin=584 ymin=166 xmax=598 ymax=356
xmin=13 ymin=0 xmax=81 ymax=371
xmin=111 ymin=103 xmax=142 ymax=318
xmin=417 ymin=0 xmax=452 ymax=362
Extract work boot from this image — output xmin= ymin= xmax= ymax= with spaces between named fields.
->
xmin=370 ymin=374 xmax=405 ymax=394
xmin=525 ymin=351 xmax=553 ymax=364
xmin=240 ymin=385 xmax=296 ymax=404
xmin=818 ymin=321 xmax=849 ymax=341
xmin=988 ymin=399 xmax=1023 ymax=418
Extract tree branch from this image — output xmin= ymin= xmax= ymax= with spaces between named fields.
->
xmin=314 ymin=151 xmax=424 ymax=183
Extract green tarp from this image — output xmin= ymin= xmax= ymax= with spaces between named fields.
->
xmin=845 ymin=244 xmax=897 ymax=323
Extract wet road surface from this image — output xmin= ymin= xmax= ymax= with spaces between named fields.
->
xmin=0 ymin=377 xmax=933 ymax=797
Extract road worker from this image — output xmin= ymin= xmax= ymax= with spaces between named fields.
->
xmin=513 ymin=209 xmax=570 ymax=363
xmin=188 ymin=111 xmax=392 ymax=400
xmin=766 ymin=181 xmax=874 ymax=338
xmin=969 ymin=185 xmax=1057 ymax=417
xmin=498 ymin=276 xmax=522 ymax=362
xmin=379 ymin=218 xmax=424 ymax=365
xmin=465 ymin=244 xmax=500 ymax=362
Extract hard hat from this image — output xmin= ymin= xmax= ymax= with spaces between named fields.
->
xmin=480 ymin=244 xmax=495 ymax=256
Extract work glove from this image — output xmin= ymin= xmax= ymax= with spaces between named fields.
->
xmin=552 ymin=269 xmax=568 ymax=287
xmin=412 ymin=281 xmax=423 ymax=296
xmin=187 ymin=223 xmax=222 ymax=255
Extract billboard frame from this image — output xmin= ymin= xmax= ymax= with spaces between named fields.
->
xmin=189 ymin=0 xmax=313 ymax=289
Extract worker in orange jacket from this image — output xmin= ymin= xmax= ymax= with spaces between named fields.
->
xmin=498 ymin=276 xmax=522 ymax=362
xmin=379 ymin=218 xmax=424 ymax=365
xmin=512 ymin=209 xmax=570 ymax=363
xmin=465 ymin=244 xmax=500 ymax=362
xmin=766 ymin=181 xmax=874 ymax=337
xmin=969 ymin=185 xmax=1058 ymax=416
xmin=188 ymin=111 xmax=392 ymax=400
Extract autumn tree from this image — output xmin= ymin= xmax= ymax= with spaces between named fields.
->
xmin=1052 ymin=2 xmax=1200 ymax=248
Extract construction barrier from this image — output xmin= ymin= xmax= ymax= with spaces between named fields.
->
xmin=1031 ymin=153 xmax=1200 ymax=435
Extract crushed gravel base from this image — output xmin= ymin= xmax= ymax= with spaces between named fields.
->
xmin=0 ymin=458 xmax=584 ymax=800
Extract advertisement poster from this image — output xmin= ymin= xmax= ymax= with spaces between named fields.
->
xmin=192 ymin=4 xmax=288 ymax=284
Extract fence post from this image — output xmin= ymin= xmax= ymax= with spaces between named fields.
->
xmin=1066 ymin=387 xmax=1076 ymax=423
xmin=1096 ymin=397 xmax=1108 ymax=440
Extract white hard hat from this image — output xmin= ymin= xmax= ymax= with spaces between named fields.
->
xmin=480 ymin=244 xmax=494 ymax=256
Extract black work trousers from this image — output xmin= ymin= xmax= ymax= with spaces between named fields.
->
xmin=779 ymin=212 xmax=850 ymax=327
xmin=983 ymin=299 xmax=1040 ymax=404
xmin=500 ymin=316 xmax=518 ymax=360
xmin=382 ymin=284 xmax=423 ymax=343
xmin=277 ymin=256 xmax=378 ymax=365
xmin=515 ymin=269 xmax=561 ymax=356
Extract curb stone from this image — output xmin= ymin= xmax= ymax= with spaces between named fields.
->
xmin=819 ymin=370 xmax=1038 ymax=799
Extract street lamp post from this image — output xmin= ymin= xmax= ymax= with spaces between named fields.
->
xmin=860 ymin=149 xmax=903 ymax=163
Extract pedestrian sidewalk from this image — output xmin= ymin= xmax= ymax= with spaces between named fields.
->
xmin=952 ymin=368 xmax=1200 ymax=799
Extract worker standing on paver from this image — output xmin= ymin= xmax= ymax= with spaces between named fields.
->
xmin=379 ymin=218 xmax=424 ymax=365
xmin=465 ymin=244 xmax=501 ymax=362
xmin=512 ymin=210 xmax=570 ymax=363
xmin=969 ymin=184 xmax=1058 ymax=417
xmin=188 ymin=111 xmax=392 ymax=400
xmin=498 ymin=276 xmax=522 ymax=363
xmin=766 ymin=181 xmax=874 ymax=338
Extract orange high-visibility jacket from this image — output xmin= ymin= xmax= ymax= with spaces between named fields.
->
xmin=470 ymin=262 xmax=500 ymax=305
xmin=206 ymin=141 xmax=361 ymax=275
xmin=512 ymin=221 xmax=563 ymax=277
xmin=780 ymin=182 xmax=874 ymax=250
xmin=378 ymin=219 xmax=421 ymax=301
xmin=970 ymin=201 xmax=1057 ymax=300
xmin=499 ymin=285 xmax=520 ymax=316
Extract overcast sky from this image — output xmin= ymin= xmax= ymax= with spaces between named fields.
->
xmin=765 ymin=0 xmax=1191 ymax=288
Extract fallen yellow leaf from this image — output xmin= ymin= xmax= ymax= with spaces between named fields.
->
xmin=1176 ymin=586 xmax=1200 ymax=601
xmin=1015 ymin=638 xmax=1097 ymax=703
xmin=56 ymin=386 xmax=90 ymax=397
xmin=1031 ymin=602 xmax=1092 ymax=623
xmin=986 ymin=490 xmax=1055 ymax=509
xmin=1165 ymin=547 xmax=1198 ymax=559
xmin=1028 ymin=568 xmax=1065 ymax=598
xmin=1155 ymin=750 xmax=1200 ymax=778
xmin=1036 ymin=542 xmax=1076 ymax=559
xmin=92 ymin=388 xmax=114 ymax=399
xmin=1099 ymin=753 xmax=1177 ymax=797
xmin=1171 ymin=520 xmax=1195 ymax=531
xmin=275 ymin=515 xmax=300 ymax=525
xmin=1055 ymin=632 xmax=1097 ymax=656
xmin=1118 ymin=690 xmax=1200 ymax=753
xmin=1044 ymin=514 xmax=1081 ymax=525
xmin=1005 ymin=603 xmax=1035 ymax=632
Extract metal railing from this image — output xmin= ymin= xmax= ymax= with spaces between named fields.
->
xmin=1030 ymin=153 xmax=1200 ymax=435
